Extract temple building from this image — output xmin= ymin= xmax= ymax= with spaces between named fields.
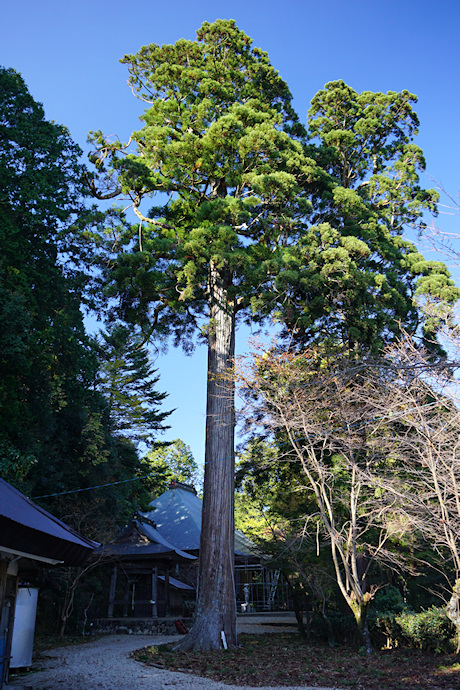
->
xmin=97 ymin=482 xmax=288 ymax=624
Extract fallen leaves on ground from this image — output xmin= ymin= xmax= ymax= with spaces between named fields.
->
xmin=131 ymin=633 xmax=460 ymax=689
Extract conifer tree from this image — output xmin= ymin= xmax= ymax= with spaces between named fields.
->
xmin=88 ymin=19 xmax=320 ymax=650
xmin=0 ymin=68 xmax=156 ymax=537
xmin=279 ymin=80 xmax=459 ymax=350
xmin=0 ymin=66 xmax=90 ymax=481
xmin=95 ymin=323 xmax=170 ymax=447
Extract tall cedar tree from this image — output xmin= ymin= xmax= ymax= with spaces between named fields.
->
xmin=86 ymin=21 xmax=457 ymax=648
xmin=87 ymin=19 xmax=321 ymax=650
xmin=278 ymin=80 xmax=459 ymax=350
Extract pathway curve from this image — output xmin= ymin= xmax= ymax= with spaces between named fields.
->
xmin=7 ymin=615 xmax=341 ymax=690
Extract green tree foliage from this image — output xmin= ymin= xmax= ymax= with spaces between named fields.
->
xmin=95 ymin=322 xmax=170 ymax=447
xmin=0 ymin=66 xmax=92 ymax=483
xmin=235 ymin=438 xmax=303 ymax=538
xmin=278 ymin=80 xmax=458 ymax=350
xmin=143 ymin=438 xmax=200 ymax=496
xmin=86 ymin=25 xmax=319 ymax=339
xmin=143 ymin=438 xmax=200 ymax=495
xmin=85 ymin=21 xmax=457 ymax=648
xmin=0 ymin=68 xmax=156 ymax=538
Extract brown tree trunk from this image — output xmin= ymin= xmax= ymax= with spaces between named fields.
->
xmin=291 ymin=587 xmax=309 ymax=640
xmin=174 ymin=263 xmax=236 ymax=651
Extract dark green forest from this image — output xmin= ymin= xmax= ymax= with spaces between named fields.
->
xmin=2 ymin=20 xmax=460 ymax=653
xmin=0 ymin=66 xmax=174 ymax=539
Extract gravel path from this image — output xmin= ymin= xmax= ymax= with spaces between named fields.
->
xmin=7 ymin=616 xmax=341 ymax=690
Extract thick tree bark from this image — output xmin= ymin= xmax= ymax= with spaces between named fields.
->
xmin=174 ymin=262 xmax=236 ymax=651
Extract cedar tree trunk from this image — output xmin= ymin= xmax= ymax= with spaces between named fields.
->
xmin=174 ymin=262 xmax=236 ymax=651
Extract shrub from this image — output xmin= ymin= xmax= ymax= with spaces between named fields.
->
xmin=369 ymin=590 xmax=455 ymax=652
xmin=395 ymin=606 xmax=455 ymax=653
xmin=373 ymin=586 xmax=405 ymax=615
xmin=369 ymin=586 xmax=407 ymax=649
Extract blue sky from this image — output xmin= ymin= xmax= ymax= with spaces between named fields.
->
xmin=1 ymin=0 xmax=459 ymax=465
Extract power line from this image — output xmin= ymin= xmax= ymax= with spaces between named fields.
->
xmin=32 ymin=474 xmax=153 ymax=499
xmin=31 ymin=399 xmax=444 ymax=500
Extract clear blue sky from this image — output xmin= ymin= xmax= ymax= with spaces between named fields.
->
xmin=2 ymin=0 xmax=459 ymax=465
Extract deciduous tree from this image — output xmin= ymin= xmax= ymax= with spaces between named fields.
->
xmin=144 ymin=438 xmax=200 ymax=494
xmin=236 ymin=346 xmax=408 ymax=653
xmin=367 ymin=336 xmax=460 ymax=653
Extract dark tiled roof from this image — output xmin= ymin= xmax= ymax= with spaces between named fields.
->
xmin=97 ymin=517 xmax=196 ymax=562
xmin=0 ymin=478 xmax=98 ymax=566
xmin=158 ymin=575 xmax=194 ymax=591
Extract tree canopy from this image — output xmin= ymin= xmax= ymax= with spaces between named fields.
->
xmin=0 ymin=68 xmax=167 ymax=539
xmin=143 ymin=438 xmax=200 ymax=495
xmin=87 ymin=20 xmax=320 ymax=341
xmin=2 ymin=18 xmax=460 ymax=649
xmin=87 ymin=18 xmax=325 ymax=650
xmin=277 ymin=80 xmax=459 ymax=350
xmin=0 ymin=65 xmax=90 ymax=482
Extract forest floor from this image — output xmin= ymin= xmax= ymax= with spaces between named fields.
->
xmin=132 ymin=631 xmax=460 ymax=689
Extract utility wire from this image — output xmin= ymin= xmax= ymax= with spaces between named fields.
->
xmin=32 ymin=399 xmax=441 ymax=500
xmin=32 ymin=474 xmax=153 ymax=499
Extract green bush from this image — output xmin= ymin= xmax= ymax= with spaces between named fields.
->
xmin=373 ymin=586 xmax=405 ymax=615
xmin=369 ymin=590 xmax=455 ymax=652
xmin=369 ymin=586 xmax=406 ymax=648
xmin=395 ymin=606 xmax=455 ymax=653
